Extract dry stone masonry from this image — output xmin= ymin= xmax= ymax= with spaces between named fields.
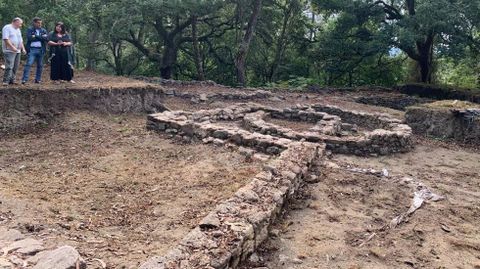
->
xmin=142 ymin=102 xmax=414 ymax=268
xmin=0 ymin=83 xmax=417 ymax=269
xmin=140 ymin=142 xmax=324 ymax=269
xmin=147 ymin=103 xmax=414 ymax=156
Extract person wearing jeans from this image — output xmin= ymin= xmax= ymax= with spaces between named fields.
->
xmin=2 ymin=17 xmax=26 ymax=86
xmin=22 ymin=17 xmax=49 ymax=84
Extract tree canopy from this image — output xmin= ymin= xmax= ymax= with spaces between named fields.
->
xmin=1 ymin=0 xmax=479 ymax=88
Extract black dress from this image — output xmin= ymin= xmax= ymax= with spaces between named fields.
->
xmin=49 ymin=33 xmax=74 ymax=81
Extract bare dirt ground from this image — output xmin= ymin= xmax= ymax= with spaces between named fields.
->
xmin=2 ymin=64 xmax=154 ymax=90
xmin=245 ymin=137 xmax=480 ymax=269
xmin=1 ymin=67 xmax=479 ymax=269
xmin=0 ymin=112 xmax=262 ymax=268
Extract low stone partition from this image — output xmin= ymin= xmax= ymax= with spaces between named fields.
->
xmin=140 ymin=142 xmax=324 ymax=269
xmin=147 ymin=110 xmax=291 ymax=155
xmin=311 ymin=104 xmax=400 ymax=130
xmin=406 ymin=102 xmax=480 ymax=144
xmin=147 ymin=103 xmax=414 ymax=156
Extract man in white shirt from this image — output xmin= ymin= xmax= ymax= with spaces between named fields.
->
xmin=2 ymin=17 xmax=26 ymax=86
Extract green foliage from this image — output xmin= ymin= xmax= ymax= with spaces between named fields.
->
xmin=0 ymin=0 xmax=478 ymax=89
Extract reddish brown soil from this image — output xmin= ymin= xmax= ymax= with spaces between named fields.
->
xmin=245 ymin=138 xmax=480 ymax=269
xmin=2 ymin=69 xmax=479 ymax=269
xmin=0 ymin=112 xmax=262 ymax=268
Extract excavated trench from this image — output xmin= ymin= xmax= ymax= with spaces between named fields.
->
xmin=3 ymin=85 xmax=476 ymax=269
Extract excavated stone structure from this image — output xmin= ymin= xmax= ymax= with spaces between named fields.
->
xmin=142 ymin=102 xmax=414 ymax=268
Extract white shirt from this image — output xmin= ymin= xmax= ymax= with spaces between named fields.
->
xmin=31 ymin=29 xmax=42 ymax=48
xmin=2 ymin=24 xmax=23 ymax=53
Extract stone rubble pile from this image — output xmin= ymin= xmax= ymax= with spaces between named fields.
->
xmin=0 ymin=228 xmax=86 ymax=269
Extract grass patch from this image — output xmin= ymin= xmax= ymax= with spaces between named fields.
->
xmin=424 ymin=100 xmax=480 ymax=109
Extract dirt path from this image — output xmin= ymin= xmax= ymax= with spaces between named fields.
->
xmin=0 ymin=112 xmax=262 ymax=268
xmin=246 ymin=139 xmax=480 ymax=269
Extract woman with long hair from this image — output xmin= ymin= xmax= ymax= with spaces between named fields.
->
xmin=48 ymin=22 xmax=74 ymax=83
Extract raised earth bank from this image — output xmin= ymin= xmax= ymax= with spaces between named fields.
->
xmin=0 ymin=87 xmax=167 ymax=133
xmin=406 ymin=101 xmax=480 ymax=144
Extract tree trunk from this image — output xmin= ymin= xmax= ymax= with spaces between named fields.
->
xmin=269 ymin=3 xmax=292 ymax=82
xmin=192 ymin=16 xmax=205 ymax=81
xmin=160 ymin=41 xmax=178 ymax=79
xmin=111 ymin=40 xmax=124 ymax=76
xmin=235 ymin=0 xmax=263 ymax=87
xmin=85 ymin=30 xmax=99 ymax=71
xmin=416 ymin=32 xmax=435 ymax=83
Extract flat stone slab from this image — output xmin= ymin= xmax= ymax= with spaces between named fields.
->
xmin=0 ymin=229 xmax=25 ymax=243
xmin=4 ymin=238 xmax=44 ymax=255
xmin=31 ymin=246 xmax=86 ymax=269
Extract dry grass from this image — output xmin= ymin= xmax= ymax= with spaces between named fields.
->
xmin=423 ymin=100 xmax=480 ymax=109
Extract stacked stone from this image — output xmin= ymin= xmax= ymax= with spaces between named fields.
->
xmin=148 ymin=103 xmax=414 ymax=156
xmin=311 ymin=104 xmax=395 ymax=130
xmin=310 ymin=104 xmax=414 ymax=155
xmin=243 ymin=111 xmax=342 ymax=139
xmin=140 ymin=142 xmax=324 ymax=269
xmin=0 ymin=228 xmax=85 ymax=269
xmin=148 ymin=111 xmax=291 ymax=155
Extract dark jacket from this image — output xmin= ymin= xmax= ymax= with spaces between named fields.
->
xmin=48 ymin=32 xmax=76 ymax=66
xmin=25 ymin=26 xmax=48 ymax=54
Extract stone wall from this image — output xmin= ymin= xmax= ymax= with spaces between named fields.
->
xmin=406 ymin=106 xmax=480 ymax=144
xmin=148 ymin=103 xmax=413 ymax=156
xmin=142 ymin=102 xmax=415 ymax=268
xmin=140 ymin=142 xmax=324 ymax=269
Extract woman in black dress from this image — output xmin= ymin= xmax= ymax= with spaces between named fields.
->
xmin=48 ymin=22 xmax=74 ymax=83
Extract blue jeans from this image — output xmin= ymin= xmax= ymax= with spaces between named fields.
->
xmin=22 ymin=47 xmax=44 ymax=82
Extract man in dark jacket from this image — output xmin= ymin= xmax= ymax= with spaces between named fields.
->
xmin=21 ymin=17 xmax=48 ymax=84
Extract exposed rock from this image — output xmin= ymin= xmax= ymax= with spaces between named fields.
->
xmin=0 ymin=258 xmax=14 ymax=269
xmin=31 ymin=246 xmax=86 ymax=269
xmin=199 ymin=93 xmax=209 ymax=102
xmin=5 ymin=238 xmax=44 ymax=255
xmin=279 ymin=254 xmax=289 ymax=265
xmin=0 ymin=229 xmax=24 ymax=243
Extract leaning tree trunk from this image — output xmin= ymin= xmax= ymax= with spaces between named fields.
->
xmin=235 ymin=0 xmax=263 ymax=87
xmin=192 ymin=16 xmax=205 ymax=81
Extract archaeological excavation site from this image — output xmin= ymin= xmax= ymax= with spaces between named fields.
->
xmin=1 ymin=73 xmax=479 ymax=269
